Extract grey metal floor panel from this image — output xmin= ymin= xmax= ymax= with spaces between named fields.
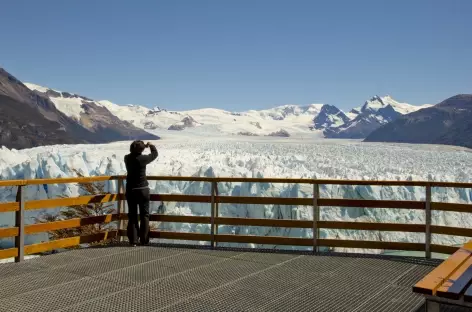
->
xmin=57 ymin=247 xmax=185 ymax=277
xmin=2 ymin=244 xmax=465 ymax=312
xmin=230 ymin=251 xmax=297 ymax=265
xmin=355 ymin=285 xmax=425 ymax=312
xmin=395 ymin=265 xmax=435 ymax=287
xmin=0 ymin=277 xmax=127 ymax=312
xmin=0 ymin=261 xmax=48 ymax=279
xmin=0 ymin=269 xmax=84 ymax=300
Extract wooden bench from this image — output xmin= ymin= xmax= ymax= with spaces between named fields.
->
xmin=413 ymin=241 xmax=472 ymax=311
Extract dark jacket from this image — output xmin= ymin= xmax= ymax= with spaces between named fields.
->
xmin=124 ymin=144 xmax=158 ymax=190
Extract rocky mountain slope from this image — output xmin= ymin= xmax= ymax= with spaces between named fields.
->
xmin=24 ymin=83 xmax=158 ymax=143
xmin=364 ymin=94 xmax=472 ymax=149
xmin=0 ymin=68 xmax=99 ymax=149
xmin=0 ymin=67 xmax=158 ymax=149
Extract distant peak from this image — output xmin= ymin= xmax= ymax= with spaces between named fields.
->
xmin=366 ymin=95 xmax=384 ymax=104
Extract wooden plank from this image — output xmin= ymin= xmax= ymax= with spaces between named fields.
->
xmin=437 ymin=256 xmax=472 ymax=299
xmin=24 ymin=231 xmax=118 ymax=255
xmin=0 ymin=248 xmax=18 ymax=260
xmin=215 ymin=234 xmax=313 ymax=246
xmin=145 ymin=176 xmax=446 ymax=187
xmin=149 ymin=231 xmax=212 ymax=241
xmin=413 ymin=248 xmax=472 ymax=295
xmin=0 ymin=202 xmax=19 ymax=212
xmin=318 ymin=221 xmax=425 ymax=232
xmin=118 ymin=229 xmax=211 ymax=241
xmin=431 ymin=244 xmax=460 ymax=255
xmin=432 ymin=226 xmax=472 ymax=237
xmin=0 ymin=227 xmax=19 ymax=238
xmin=150 ymin=194 xmax=212 ymax=203
xmin=462 ymin=241 xmax=472 ymax=252
xmin=432 ymin=202 xmax=472 ymax=213
xmin=25 ymin=176 xmax=120 ymax=185
xmin=215 ymin=217 xmax=313 ymax=228
xmin=0 ymin=180 xmax=26 ymax=187
xmin=216 ymin=196 xmax=312 ymax=206
xmin=147 ymin=176 xmax=218 ymax=182
xmin=318 ymin=198 xmax=425 ymax=209
xmin=149 ymin=214 xmax=211 ymax=224
xmin=1 ymin=176 xmax=472 ymax=189
xmin=215 ymin=177 xmax=430 ymax=186
xmin=430 ymin=182 xmax=472 ymax=189
xmin=25 ymin=194 xmax=122 ymax=210
xmin=25 ymin=214 xmax=119 ymax=234
xmin=318 ymin=239 xmax=425 ymax=251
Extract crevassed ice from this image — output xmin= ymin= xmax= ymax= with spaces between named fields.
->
xmin=1 ymin=138 xmax=471 ymax=254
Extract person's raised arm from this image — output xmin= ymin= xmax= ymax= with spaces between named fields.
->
xmin=138 ymin=143 xmax=158 ymax=165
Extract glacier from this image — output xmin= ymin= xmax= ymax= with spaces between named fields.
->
xmin=1 ymin=133 xmax=472 ymax=255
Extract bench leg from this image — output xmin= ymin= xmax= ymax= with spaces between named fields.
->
xmin=425 ymin=300 xmax=440 ymax=312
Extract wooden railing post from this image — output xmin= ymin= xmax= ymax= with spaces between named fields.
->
xmin=210 ymin=181 xmax=217 ymax=248
xmin=425 ymin=184 xmax=432 ymax=259
xmin=15 ymin=184 xmax=25 ymax=262
xmin=313 ymin=183 xmax=320 ymax=253
xmin=117 ymin=178 xmax=126 ymax=242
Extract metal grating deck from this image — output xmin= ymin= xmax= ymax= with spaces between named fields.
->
xmin=0 ymin=243 xmax=463 ymax=312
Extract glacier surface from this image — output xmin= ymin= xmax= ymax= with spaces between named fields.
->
xmin=1 ymin=134 xmax=472 ymax=254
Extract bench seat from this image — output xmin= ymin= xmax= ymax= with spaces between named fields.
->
xmin=413 ymin=241 xmax=472 ymax=311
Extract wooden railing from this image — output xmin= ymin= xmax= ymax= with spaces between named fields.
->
xmin=1 ymin=176 xmax=472 ymax=262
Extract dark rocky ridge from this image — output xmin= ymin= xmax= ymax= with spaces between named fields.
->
xmin=0 ymin=67 xmax=158 ymax=149
xmin=364 ymin=94 xmax=472 ymax=149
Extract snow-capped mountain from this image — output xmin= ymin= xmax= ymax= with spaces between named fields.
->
xmin=312 ymin=104 xmax=351 ymax=130
xmin=23 ymin=79 xmax=432 ymax=140
xmin=0 ymin=137 xmax=471 ymax=252
xmin=97 ymin=99 xmax=327 ymax=137
xmin=323 ymin=96 xmax=432 ymax=139
xmin=24 ymin=83 xmax=159 ymax=142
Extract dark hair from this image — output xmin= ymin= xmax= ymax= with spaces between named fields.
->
xmin=130 ymin=140 xmax=146 ymax=154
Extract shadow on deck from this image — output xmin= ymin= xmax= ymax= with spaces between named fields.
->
xmin=0 ymin=243 xmax=468 ymax=312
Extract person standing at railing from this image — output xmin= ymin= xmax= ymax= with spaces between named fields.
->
xmin=124 ymin=140 xmax=158 ymax=246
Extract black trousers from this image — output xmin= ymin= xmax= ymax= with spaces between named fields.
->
xmin=126 ymin=187 xmax=150 ymax=245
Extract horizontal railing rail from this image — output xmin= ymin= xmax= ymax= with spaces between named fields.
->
xmin=0 ymin=176 xmax=471 ymax=262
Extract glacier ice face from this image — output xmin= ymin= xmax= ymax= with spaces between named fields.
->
xmin=1 ymin=136 xmax=472 ymax=253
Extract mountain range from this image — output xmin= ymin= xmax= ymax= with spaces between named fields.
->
xmin=364 ymin=94 xmax=472 ymax=149
xmin=4 ymin=66 xmax=470 ymax=150
xmin=323 ymin=96 xmax=432 ymax=139
xmin=24 ymin=80 xmax=431 ymax=139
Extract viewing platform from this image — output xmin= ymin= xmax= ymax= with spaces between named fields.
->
xmin=1 ymin=175 xmax=472 ymax=311
xmin=0 ymin=243 xmax=445 ymax=311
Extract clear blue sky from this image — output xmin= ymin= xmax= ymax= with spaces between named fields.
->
xmin=1 ymin=0 xmax=471 ymax=111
